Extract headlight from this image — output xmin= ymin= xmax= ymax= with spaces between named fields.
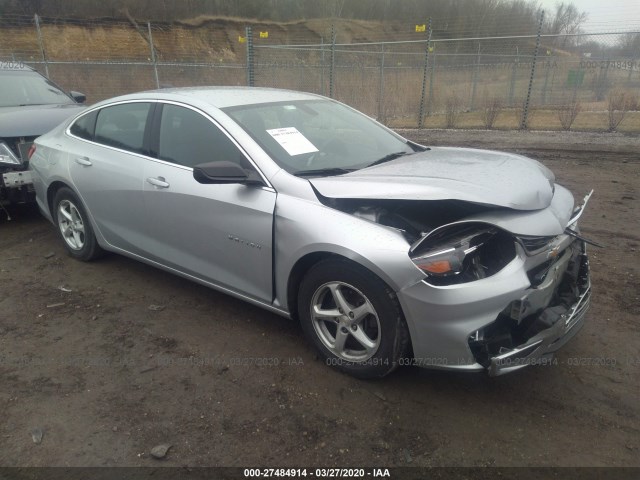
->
xmin=0 ymin=142 xmax=21 ymax=166
xmin=410 ymin=223 xmax=516 ymax=285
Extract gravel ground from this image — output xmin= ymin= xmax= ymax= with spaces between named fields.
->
xmin=0 ymin=129 xmax=638 ymax=468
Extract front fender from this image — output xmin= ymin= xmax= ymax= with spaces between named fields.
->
xmin=273 ymin=193 xmax=424 ymax=311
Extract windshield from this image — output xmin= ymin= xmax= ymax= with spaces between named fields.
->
xmin=223 ymin=99 xmax=415 ymax=176
xmin=0 ymin=70 xmax=74 ymax=107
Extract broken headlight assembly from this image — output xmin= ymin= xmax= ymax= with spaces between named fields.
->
xmin=0 ymin=142 xmax=22 ymax=166
xmin=410 ymin=222 xmax=516 ymax=286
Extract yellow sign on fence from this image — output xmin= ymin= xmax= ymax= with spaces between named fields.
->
xmin=415 ymin=24 xmax=426 ymax=32
xmin=238 ymin=36 xmax=246 ymax=43
xmin=260 ymin=31 xmax=269 ymax=38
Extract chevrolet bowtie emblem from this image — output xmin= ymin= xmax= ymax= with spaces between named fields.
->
xmin=547 ymin=245 xmax=561 ymax=259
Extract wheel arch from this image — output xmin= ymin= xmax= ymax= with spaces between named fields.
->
xmin=292 ymin=252 xmax=413 ymax=378
xmin=46 ymin=180 xmax=73 ymax=217
xmin=285 ymin=250 xmax=405 ymax=323
xmin=46 ymin=181 xmax=108 ymax=251
xmin=286 ymin=251 xmax=338 ymax=321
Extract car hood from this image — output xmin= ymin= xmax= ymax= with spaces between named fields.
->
xmin=0 ymin=103 xmax=86 ymax=137
xmin=309 ymin=147 xmax=556 ymax=211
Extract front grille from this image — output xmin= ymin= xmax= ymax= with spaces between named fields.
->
xmin=527 ymin=258 xmax=554 ymax=287
xmin=518 ymin=235 xmax=556 ymax=254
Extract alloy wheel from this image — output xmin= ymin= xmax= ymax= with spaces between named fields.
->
xmin=310 ymin=281 xmax=381 ymax=362
xmin=57 ymin=199 xmax=86 ymax=250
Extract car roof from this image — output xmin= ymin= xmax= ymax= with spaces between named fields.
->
xmin=98 ymin=86 xmax=326 ymax=109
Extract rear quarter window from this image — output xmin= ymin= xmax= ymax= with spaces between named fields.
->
xmin=69 ymin=110 xmax=98 ymax=141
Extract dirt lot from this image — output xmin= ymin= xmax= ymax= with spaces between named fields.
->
xmin=0 ymin=130 xmax=638 ymax=468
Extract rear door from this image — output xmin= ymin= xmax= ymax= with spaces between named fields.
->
xmin=142 ymin=102 xmax=276 ymax=302
xmin=67 ymin=101 xmax=154 ymax=255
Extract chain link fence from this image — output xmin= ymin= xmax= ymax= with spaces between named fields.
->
xmin=0 ymin=14 xmax=248 ymax=100
xmin=252 ymin=18 xmax=640 ymax=132
xmin=2 ymin=13 xmax=639 ymax=132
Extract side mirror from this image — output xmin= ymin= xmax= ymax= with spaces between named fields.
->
xmin=193 ymin=161 xmax=263 ymax=185
xmin=70 ymin=91 xmax=86 ymax=103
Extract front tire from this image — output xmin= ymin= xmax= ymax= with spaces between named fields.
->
xmin=298 ymin=258 xmax=409 ymax=379
xmin=53 ymin=187 xmax=104 ymax=261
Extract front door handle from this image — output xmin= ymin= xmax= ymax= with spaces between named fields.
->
xmin=75 ymin=157 xmax=92 ymax=166
xmin=146 ymin=176 xmax=170 ymax=188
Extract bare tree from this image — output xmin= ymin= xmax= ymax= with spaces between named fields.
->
xmin=557 ymin=100 xmax=581 ymax=130
xmin=607 ymin=90 xmax=632 ymax=132
xmin=482 ymin=96 xmax=502 ymax=129
xmin=445 ymin=94 xmax=463 ymax=128
xmin=617 ymin=33 xmax=640 ymax=57
xmin=546 ymin=2 xmax=588 ymax=48
xmin=547 ymin=2 xmax=588 ymax=34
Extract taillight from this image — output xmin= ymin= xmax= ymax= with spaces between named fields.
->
xmin=28 ymin=144 xmax=36 ymax=160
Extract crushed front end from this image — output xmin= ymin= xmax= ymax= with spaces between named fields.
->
xmin=469 ymin=238 xmax=590 ymax=375
xmin=395 ymin=189 xmax=594 ymax=376
xmin=0 ymin=137 xmax=36 ymax=205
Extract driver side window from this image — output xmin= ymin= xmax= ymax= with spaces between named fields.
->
xmin=158 ymin=104 xmax=246 ymax=168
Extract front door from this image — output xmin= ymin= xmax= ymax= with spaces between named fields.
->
xmin=142 ymin=103 xmax=276 ymax=302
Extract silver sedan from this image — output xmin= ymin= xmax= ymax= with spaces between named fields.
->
xmin=30 ymin=87 xmax=592 ymax=378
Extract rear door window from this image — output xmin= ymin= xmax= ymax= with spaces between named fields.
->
xmin=94 ymin=102 xmax=152 ymax=155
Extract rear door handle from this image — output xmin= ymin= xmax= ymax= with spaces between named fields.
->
xmin=146 ymin=176 xmax=170 ymax=188
xmin=75 ymin=157 xmax=92 ymax=166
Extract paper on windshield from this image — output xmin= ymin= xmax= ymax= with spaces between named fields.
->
xmin=266 ymin=127 xmax=318 ymax=156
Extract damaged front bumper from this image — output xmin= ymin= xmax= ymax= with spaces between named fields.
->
xmin=486 ymin=285 xmax=590 ymax=375
xmin=1 ymin=140 xmax=35 ymax=205
xmin=480 ymin=242 xmax=591 ymax=376
xmin=396 ymin=187 xmax=595 ymax=376
xmin=397 ymin=234 xmax=591 ymax=376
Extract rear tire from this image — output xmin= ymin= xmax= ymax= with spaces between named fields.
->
xmin=298 ymin=258 xmax=409 ymax=379
xmin=53 ymin=187 xmax=104 ymax=261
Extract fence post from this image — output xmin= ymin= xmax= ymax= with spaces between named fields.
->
xmin=470 ymin=42 xmax=481 ymax=110
xmin=627 ymin=59 xmax=634 ymax=86
xmin=572 ymin=62 xmax=581 ymax=102
xmin=418 ymin=18 xmax=432 ymax=128
xmin=246 ymin=26 xmax=254 ymax=87
xmin=320 ymin=36 xmax=325 ymax=95
xmin=601 ymin=54 xmax=610 ymax=98
xmin=541 ymin=54 xmax=551 ymax=105
xmin=508 ymin=46 xmax=519 ymax=106
xmin=427 ymin=52 xmax=436 ymax=116
xmin=147 ymin=22 xmax=160 ymax=89
xmin=329 ymin=24 xmax=336 ymax=98
xmin=34 ymin=14 xmax=49 ymax=78
xmin=378 ymin=44 xmax=385 ymax=121
xmin=520 ymin=10 xmax=544 ymax=129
